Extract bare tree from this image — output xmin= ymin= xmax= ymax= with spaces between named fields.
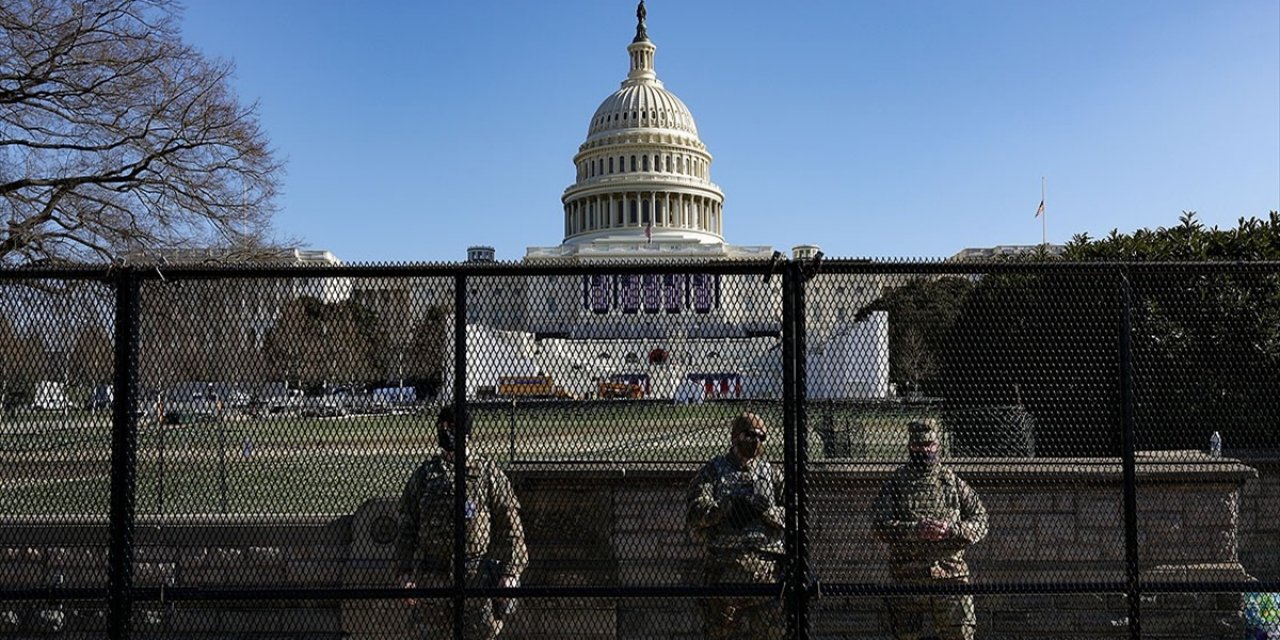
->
xmin=406 ymin=304 xmax=450 ymax=399
xmin=0 ymin=314 xmax=25 ymax=408
xmin=67 ymin=323 xmax=112 ymax=389
xmin=0 ymin=0 xmax=283 ymax=264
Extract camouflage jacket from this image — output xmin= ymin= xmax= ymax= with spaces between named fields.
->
xmin=686 ymin=452 xmax=786 ymax=556
xmin=872 ymin=465 xmax=987 ymax=580
xmin=395 ymin=453 xmax=528 ymax=578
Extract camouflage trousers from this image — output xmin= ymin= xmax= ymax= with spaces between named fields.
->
xmin=883 ymin=576 xmax=975 ymax=640
xmin=411 ymin=559 xmax=506 ymax=640
xmin=698 ymin=549 xmax=786 ymax=640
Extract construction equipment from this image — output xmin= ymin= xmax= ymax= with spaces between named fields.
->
xmin=497 ymin=375 xmax=574 ymax=399
xmin=597 ymin=380 xmax=645 ymax=399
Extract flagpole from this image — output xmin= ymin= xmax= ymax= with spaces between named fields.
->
xmin=1040 ymin=176 xmax=1047 ymax=248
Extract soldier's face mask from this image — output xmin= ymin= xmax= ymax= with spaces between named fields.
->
xmin=436 ymin=421 xmax=456 ymax=452
xmin=908 ymin=442 xmax=939 ymax=467
xmin=734 ymin=429 xmax=765 ymax=460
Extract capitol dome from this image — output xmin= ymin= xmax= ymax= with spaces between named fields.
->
xmin=558 ymin=1 xmax=726 ymax=250
xmin=587 ymin=77 xmax=699 ymax=139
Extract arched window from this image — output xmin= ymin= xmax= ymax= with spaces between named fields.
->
xmin=609 ymin=157 xmax=614 ymax=173
xmin=665 ymin=155 xmax=671 ymax=172
xmin=629 ymin=200 xmax=638 ymax=224
xmin=641 ymin=200 xmax=650 ymax=224
xmin=643 ymin=156 xmax=649 ymax=171
xmin=630 ymin=156 xmax=636 ymax=172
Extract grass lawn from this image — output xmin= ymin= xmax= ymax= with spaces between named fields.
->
xmin=0 ymin=401 xmax=927 ymax=516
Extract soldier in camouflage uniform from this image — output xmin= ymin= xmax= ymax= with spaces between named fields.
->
xmin=686 ymin=412 xmax=786 ymax=640
xmin=396 ymin=405 xmax=528 ymax=640
xmin=873 ymin=419 xmax=988 ymax=640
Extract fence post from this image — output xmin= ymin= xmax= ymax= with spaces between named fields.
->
xmin=793 ymin=261 xmax=811 ymax=639
xmin=781 ymin=262 xmax=811 ymax=639
xmin=452 ymin=273 xmax=468 ymax=640
xmin=1118 ymin=266 xmax=1142 ymax=639
xmin=107 ymin=267 xmax=141 ymax=640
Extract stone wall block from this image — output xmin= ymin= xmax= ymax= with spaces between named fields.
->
xmin=1137 ymin=490 xmax=1189 ymax=515
xmin=617 ymin=559 xmax=697 ymax=586
xmin=1036 ymin=514 xmax=1075 ymax=544
xmin=1077 ymin=494 xmax=1123 ymax=525
xmin=1137 ymin=513 xmax=1183 ymax=550
xmin=1182 ymin=488 xmax=1236 ymax=525
xmin=1032 ymin=542 xmax=1062 ymax=563
xmin=617 ymin=601 xmax=699 ymax=639
xmin=1182 ymin=526 xmax=1236 ymax=563
xmin=615 ymin=499 xmax=683 ymax=533
xmin=285 ymin=560 xmax=346 ymax=586
xmin=3 ymin=560 xmax=40 ymax=585
xmin=1076 ymin=527 xmax=1125 ymax=562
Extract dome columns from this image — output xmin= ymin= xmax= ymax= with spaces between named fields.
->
xmin=563 ymin=191 xmax=723 ymax=239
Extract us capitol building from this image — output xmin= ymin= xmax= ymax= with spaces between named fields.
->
xmin=442 ymin=3 xmax=890 ymax=402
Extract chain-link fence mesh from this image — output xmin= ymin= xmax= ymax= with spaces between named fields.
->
xmin=1 ymin=261 xmax=1276 ymax=639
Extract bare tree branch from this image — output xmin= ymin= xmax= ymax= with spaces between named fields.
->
xmin=0 ymin=0 xmax=286 ymax=264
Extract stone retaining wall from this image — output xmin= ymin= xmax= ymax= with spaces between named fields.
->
xmin=0 ymin=455 xmax=1264 ymax=639
xmin=1238 ymin=454 xmax=1280 ymax=583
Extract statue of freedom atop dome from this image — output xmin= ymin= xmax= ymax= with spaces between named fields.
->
xmin=634 ymin=1 xmax=649 ymax=42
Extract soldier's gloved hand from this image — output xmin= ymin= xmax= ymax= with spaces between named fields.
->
xmin=493 ymin=575 xmax=519 ymax=621
xmin=916 ymin=518 xmax=950 ymax=542
xmin=746 ymin=491 xmax=774 ymax=513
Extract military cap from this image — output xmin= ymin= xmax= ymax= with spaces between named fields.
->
xmin=731 ymin=412 xmax=767 ymax=438
xmin=907 ymin=419 xmax=940 ymax=444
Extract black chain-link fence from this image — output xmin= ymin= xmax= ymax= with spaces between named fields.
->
xmin=0 ymin=260 xmax=1276 ymax=639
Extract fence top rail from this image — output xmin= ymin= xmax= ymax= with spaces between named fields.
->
xmin=2 ymin=259 xmax=1277 ymax=281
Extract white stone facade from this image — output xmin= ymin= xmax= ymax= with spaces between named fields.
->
xmin=443 ymin=4 xmax=892 ymax=402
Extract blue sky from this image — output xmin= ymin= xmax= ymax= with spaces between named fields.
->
xmin=179 ymin=1 xmax=1279 ymax=263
